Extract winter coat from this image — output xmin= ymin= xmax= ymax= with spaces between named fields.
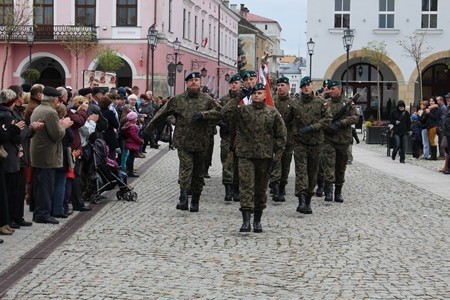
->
xmin=390 ymin=109 xmax=411 ymax=135
xmin=122 ymin=122 xmax=143 ymax=152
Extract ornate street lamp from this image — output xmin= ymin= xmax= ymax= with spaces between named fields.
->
xmin=173 ymin=38 xmax=183 ymax=94
xmin=307 ymin=38 xmax=315 ymax=78
xmin=342 ymin=27 xmax=354 ymax=95
xmin=200 ymin=67 xmax=207 ymax=77
xmin=147 ymin=27 xmax=158 ymax=92
xmin=224 ymin=73 xmax=230 ymax=82
xmin=26 ymin=26 xmax=35 ymax=70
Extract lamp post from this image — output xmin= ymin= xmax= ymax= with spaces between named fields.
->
xmin=307 ymin=38 xmax=315 ymax=78
xmin=26 ymin=26 xmax=35 ymax=70
xmin=147 ymin=27 xmax=158 ymax=92
xmin=342 ymin=27 xmax=354 ymax=96
xmin=173 ymin=38 xmax=182 ymax=95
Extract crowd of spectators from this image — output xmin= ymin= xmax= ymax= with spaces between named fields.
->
xmin=0 ymin=83 xmax=170 ymax=243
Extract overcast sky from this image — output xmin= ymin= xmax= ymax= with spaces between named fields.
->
xmin=230 ymin=0 xmax=308 ymax=57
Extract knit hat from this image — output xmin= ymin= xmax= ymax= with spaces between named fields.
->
xmin=127 ymin=111 xmax=138 ymax=121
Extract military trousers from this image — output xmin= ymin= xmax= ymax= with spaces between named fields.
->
xmin=220 ymin=136 xmax=233 ymax=185
xmin=238 ymin=157 xmax=271 ymax=212
xmin=316 ymin=148 xmax=325 ymax=181
xmin=269 ymin=143 xmax=294 ymax=186
xmin=322 ymin=142 xmax=349 ymax=185
xmin=293 ymin=143 xmax=322 ymax=197
xmin=177 ymin=149 xmax=206 ymax=194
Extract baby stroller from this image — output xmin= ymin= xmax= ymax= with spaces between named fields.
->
xmin=83 ymin=139 xmax=138 ymax=203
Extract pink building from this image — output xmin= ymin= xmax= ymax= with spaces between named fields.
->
xmin=0 ymin=0 xmax=239 ymax=97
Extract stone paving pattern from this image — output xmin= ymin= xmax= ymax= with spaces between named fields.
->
xmin=1 ymin=134 xmax=449 ymax=299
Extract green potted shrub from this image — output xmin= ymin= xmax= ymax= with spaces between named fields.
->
xmin=20 ymin=68 xmax=40 ymax=84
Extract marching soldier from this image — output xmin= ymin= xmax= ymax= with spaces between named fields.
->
xmin=285 ymin=76 xmax=332 ymax=214
xmin=241 ymin=70 xmax=258 ymax=105
xmin=269 ymin=76 xmax=294 ymax=202
xmin=218 ymin=74 xmax=243 ymax=201
xmin=222 ymin=83 xmax=286 ymax=233
xmin=144 ymin=72 xmax=221 ymax=212
xmin=322 ymin=80 xmax=359 ymax=202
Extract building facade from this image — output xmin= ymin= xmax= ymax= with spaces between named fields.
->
xmin=0 ymin=0 xmax=239 ymax=97
xmin=307 ymin=0 xmax=450 ymax=120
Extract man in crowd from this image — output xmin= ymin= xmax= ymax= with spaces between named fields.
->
xmin=285 ymin=76 xmax=332 ymax=214
xmin=144 ymin=72 xmax=221 ymax=212
xmin=222 ymin=83 xmax=286 ymax=233
xmin=30 ymin=87 xmax=73 ymax=224
xmin=322 ymin=80 xmax=359 ymax=203
xmin=269 ymin=76 xmax=294 ymax=202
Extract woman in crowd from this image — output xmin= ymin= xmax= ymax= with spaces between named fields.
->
xmin=417 ymin=100 xmax=430 ymax=159
xmin=424 ymin=97 xmax=441 ymax=160
xmin=99 ymin=95 xmax=120 ymax=160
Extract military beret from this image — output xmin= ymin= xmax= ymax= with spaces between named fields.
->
xmin=277 ymin=76 xmax=289 ymax=84
xmin=252 ymin=83 xmax=265 ymax=93
xmin=323 ymin=79 xmax=331 ymax=87
xmin=185 ymin=71 xmax=201 ymax=81
xmin=228 ymin=74 xmax=242 ymax=83
xmin=78 ymin=87 xmax=93 ymax=96
xmin=21 ymin=83 xmax=32 ymax=93
xmin=327 ymin=80 xmax=342 ymax=89
xmin=300 ymin=76 xmax=312 ymax=88
xmin=43 ymin=86 xmax=62 ymax=97
xmin=241 ymin=70 xmax=257 ymax=80
xmin=92 ymin=87 xmax=103 ymax=95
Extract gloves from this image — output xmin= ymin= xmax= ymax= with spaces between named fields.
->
xmin=329 ymin=121 xmax=343 ymax=131
xmin=217 ymin=121 xmax=230 ymax=134
xmin=238 ymin=88 xmax=250 ymax=100
xmin=192 ymin=112 xmax=204 ymax=121
xmin=298 ymin=125 xmax=314 ymax=135
xmin=396 ymin=120 xmax=400 ymax=125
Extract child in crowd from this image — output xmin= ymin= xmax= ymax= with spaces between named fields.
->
xmin=121 ymin=111 xmax=143 ymax=177
xmin=410 ymin=113 xmax=422 ymax=159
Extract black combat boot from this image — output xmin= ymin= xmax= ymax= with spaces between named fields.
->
xmin=176 ymin=189 xmax=189 ymax=210
xmin=272 ymin=183 xmax=281 ymax=202
xmin=304 ymin=195 xmax=313 ymax=214
xmin=315 ymin=179 xmax=324 ymax=197
xmin=239 ymin=211 xmax=251 ymax=232
xmin=334 ymin=184 xmax=344 ymax=203
xmin=253 ymin=211 xmax=263 ymax=233
xmin=296 ymin=193 xmax=307 ymax=213
xmin=190 ymin=193 xmax=200 ymax=212
xmin=233 ymin=185 xmax=241 ymax=202
xmin=324 ymin=183 xmax=333 ymax=202
xmin=224 ymin=184 xmax=233 ymax=201
xmin=278 ymin=184 xmax=286 ymax=202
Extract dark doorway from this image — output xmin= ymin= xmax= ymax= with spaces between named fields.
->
xmin=40 ymin=67 xmax=63 ymax=87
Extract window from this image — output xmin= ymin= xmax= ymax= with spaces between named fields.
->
xmin=183 ymin=9 xmax=186 ymax=38
xmin=422 ymin=0 xmax=437 ymax=28
xmin=187 ymin=11 xmax=191 ymax=40
xmin=168 ymin=0 xmax=173 ymax=32
xmin=208 ymin=23 xmax=211 ymax=49
xmin=0 ymin=0 xmax=13 ymax=25
xmin=75 ymin=0 xmax=95 ymax=26
xmin=194 ymin=16 xmax=197 ymax=44
xmin=116 ymin=0 xmax=136 ymax=26
xmin=334 ymin=0 xmax=350 ymax=28
xmin=379 ymin=0 xmax=395 ymax=28
xmin=34 ymin=0 xmax=54 ymax=25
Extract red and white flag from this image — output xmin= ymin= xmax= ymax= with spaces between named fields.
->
xmin=195 ymin=37 xmax=208 ymax=50
xmin=258 ymin=64 xmax=274 ymax=107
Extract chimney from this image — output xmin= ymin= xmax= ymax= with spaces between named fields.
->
xmin=230 ymin=4 xmax=237 ymax=11
xmin=240 ymin=4 xmax=248 ymax=18
xmin=222 ymin=0 xmax=230 ymax=7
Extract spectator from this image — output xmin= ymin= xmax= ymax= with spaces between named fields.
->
xmin=121 ymin=111 xmax=143 ymax=177
xmin=424 ymin=97 xmax=441 ymax=160
xmin=30 ymin=87 xmax=73 ymax=224
xmin=99 ymin=96 xmax=120 ymax=160
xmin=390 ymin=100 xmax=411 ymax=163
xmin=410 ymin=113 xmax=422 ymax=160
xmin=417 ymin=100 xmax=430 ymax=159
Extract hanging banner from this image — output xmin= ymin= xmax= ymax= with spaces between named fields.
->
xmin=83 ymin=70 xmax=117 ymax=89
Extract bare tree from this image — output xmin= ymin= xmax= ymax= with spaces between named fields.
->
xmin=397 ymin=32 xmax=432 ymax=105
xmin=362 ymin=41 xmax=388 ymax=122
xmin=61 ymin=27 xmax=97 ymax=89
xmin=0 ymin=0 xmax=33 ymax=89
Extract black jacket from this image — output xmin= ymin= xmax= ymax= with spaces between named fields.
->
xmin=390 ymin=109 xmax=411 ymax=135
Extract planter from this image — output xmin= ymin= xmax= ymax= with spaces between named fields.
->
xmin=365 ymin=126 xmax=387 ymax=144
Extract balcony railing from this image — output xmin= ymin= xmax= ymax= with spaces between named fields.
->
xmin=0 ymin=25 xmax=97 ymax=42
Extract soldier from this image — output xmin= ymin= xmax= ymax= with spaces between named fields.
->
xmin=322 ymin=80 xmax=359 ymax=202
xmin=285 ymin=76 xmax=332 ymax=214
xmin=218 ymin=74 xmax=243 ymax=201
xmin=241 ymin=70 xmax=258 ymax=105
xmin=222 ymin=83 xmax=286 ymax=233
xmin=269 ymin=76 xmax=294 ymax=202
xmin=144 ymin=72 xmax=221 ymax=212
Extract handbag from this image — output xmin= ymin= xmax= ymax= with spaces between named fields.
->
xmin=160 ymin=124 xmax=171 ymax=143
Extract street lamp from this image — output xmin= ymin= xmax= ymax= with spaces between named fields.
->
xmin=224 ymin=73 xmax=230 ymax=82
xmin=342 ymin=27 xmax=354 ymax=96
xmin=26 ymin=26 xmax=34 ymax=70
xmin=147 ymin=26 xmax=158 ymax=92
xmin=200 ymin=67 xmax=207 ymax=77
xmin=307 ymin=38 xmax=315 ymax=77
xmin=173 ymin=37 xmax=183 ymax=95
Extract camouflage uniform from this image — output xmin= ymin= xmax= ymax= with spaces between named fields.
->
xmin=221 ymin=98 xmax=286 ymax=213
xmin=145 ymin=91 xmax=221 ymax=209
xmin=323 ymin=95 xmax=359 ymax=202
xmin=269 ymin=93 xmax=295 ymax=201
xmin=286 ymin=92 xmax=332 ymax=212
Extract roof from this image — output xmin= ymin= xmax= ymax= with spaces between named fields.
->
xmin=244 ymin=12 xmax=277 ymax=23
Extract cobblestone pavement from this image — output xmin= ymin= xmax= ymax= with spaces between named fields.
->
xmin=1 ymin=135 xmax=449 ymax=299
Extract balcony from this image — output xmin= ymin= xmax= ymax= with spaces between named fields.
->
xmin=0 ymin=25 xmax=97 ymax=42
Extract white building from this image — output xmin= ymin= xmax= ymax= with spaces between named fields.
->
xmin=307 ymin=0 xmax=450 ymax=120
